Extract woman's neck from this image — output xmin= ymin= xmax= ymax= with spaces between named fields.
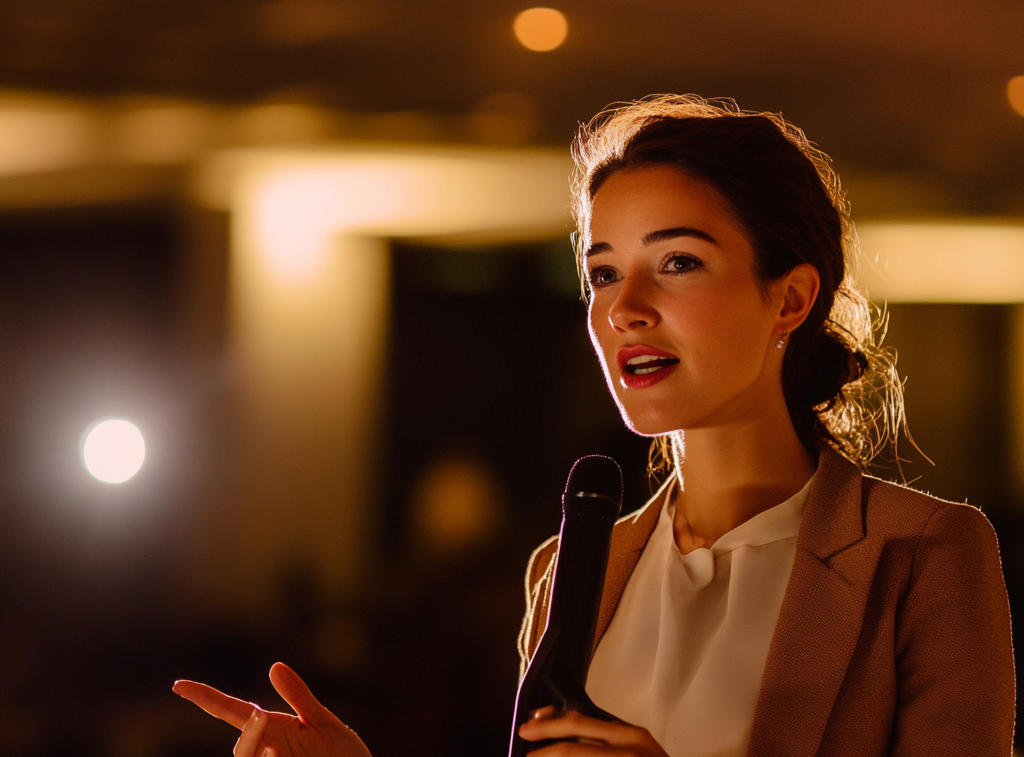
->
xmin=669 ymin=416 xmax=816 ymax=554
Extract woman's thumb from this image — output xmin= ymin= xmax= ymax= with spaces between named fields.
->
xmin=269 ymin=662 xmax=332 ymax=728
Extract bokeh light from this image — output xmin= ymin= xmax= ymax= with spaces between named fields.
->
xmin=82 ymin=419 xmax=146 ymax=483
xmin=513 ymin=8 xmax=568 ymax=52
xmin=1009 ymin=76 xmax=1024 ymax=118
xmin=857 ymin=222 xmax=1024 ymax=302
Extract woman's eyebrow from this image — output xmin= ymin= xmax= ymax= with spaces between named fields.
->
xmin=585 ymin=226 xmax=718 ymax=259
xmin=642 ymin=226 xmax=719 ymax=246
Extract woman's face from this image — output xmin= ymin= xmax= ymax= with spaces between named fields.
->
xmin=585 ymin=165 xmax=784 ymax=437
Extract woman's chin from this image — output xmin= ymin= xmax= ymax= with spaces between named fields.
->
xmin=618 ymin=407 xmax=684 ymax=438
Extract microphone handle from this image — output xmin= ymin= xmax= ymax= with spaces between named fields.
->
xmin=508 ymin=493 xmax=619 ymax=757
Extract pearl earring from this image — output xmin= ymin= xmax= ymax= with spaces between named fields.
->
xmin=775 ymin=332 xmax=787 ymax=350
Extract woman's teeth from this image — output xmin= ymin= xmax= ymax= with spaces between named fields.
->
xmin=625 ymin=355 xmax=679 ymax=375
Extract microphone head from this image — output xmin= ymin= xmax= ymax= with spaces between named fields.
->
xmin=564 ymin=455 xmax=623 ymax=507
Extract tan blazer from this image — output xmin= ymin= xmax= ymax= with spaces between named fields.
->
xmin=517 ymin=446 xmax=1015 ymax=756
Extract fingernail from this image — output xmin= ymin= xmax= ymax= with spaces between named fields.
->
xmin=261 ymin=748 xmax=274 ymax=757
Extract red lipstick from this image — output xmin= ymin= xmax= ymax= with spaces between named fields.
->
xmin=615 ymin=345 xmax=680 ymax=389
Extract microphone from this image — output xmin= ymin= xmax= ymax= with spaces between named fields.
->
xmin=508 ymin=455 xmax=623 ymax=757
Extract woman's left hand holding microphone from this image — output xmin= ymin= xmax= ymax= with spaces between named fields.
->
xmin=173 ymin=662 xmax=373 ymax=757
xmin=518 ymin=706 xmax=670 ymax=757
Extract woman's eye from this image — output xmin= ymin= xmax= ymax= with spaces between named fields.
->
xmin=664 ymin=255 xmax=702 ymax=273
xmin=588 ymin=267 xmax=619 ymax=287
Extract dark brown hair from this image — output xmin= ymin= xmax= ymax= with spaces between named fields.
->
xmin=571 ymin=95 xmax=906 ymax=470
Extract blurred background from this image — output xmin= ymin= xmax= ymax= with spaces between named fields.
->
xmin=0 ymin=1 xmax=1021 ymax=755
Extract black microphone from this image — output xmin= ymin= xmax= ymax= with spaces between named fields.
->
xmin=508 ymin=455 xmax=623 ymax=757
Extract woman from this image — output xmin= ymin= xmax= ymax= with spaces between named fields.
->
xmin=174 ymin=95 xmax=1015 ymax=756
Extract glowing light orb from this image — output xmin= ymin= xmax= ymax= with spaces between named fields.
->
xmin=513 ymin=8 xmax=568 ymax=52
xmin=1009 ymin=76 xmax=1024 ymax=118
xmin=82 ymin=419 xmax=146 ymax=483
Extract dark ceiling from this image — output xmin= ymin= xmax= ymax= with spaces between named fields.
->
xmin=0 ymin=0 xmax=1022 ymax=214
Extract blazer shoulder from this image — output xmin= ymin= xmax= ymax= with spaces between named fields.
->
xmin=861 ymin=474 xmax=996 ymax=543
xmin=517 ymin=534 xmax=558 ymax=676
xmin=525 ymin=534 xmax=558 ymax=588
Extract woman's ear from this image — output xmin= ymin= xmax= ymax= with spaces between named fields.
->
xmin=773 ymin=263 xmax=820 ymax=333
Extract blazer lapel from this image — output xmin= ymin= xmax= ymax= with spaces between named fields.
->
xmin=592 ymin=477 xmax=671 ymax=653
xmin=747 ymin=447 xmax=883 ymax=757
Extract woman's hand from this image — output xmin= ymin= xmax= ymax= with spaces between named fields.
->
xmin=173 ymin=662 xmax=373 ymax=757
xmin=518 ymin=706 xmax=669 ymax=757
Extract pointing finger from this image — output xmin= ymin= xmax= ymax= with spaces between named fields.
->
xmin=173 ymin=679 xmax=256 ymax=730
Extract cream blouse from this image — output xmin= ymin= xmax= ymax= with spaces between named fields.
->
xmin=585 ymin=477 xmax=812 ymax=757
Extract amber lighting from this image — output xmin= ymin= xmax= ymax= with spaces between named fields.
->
xmin=1009 ymin=76 xmax=1024 ymax=118
xmin=513 ymin=7 xmax=568 ymax=52
xmin=114 ymin=102 xmax=215 ymax=164
xmin=857 ymin=222 xmax=1024 ymax=302
xmin=0 ymin=93 xmax=98 ymax=176
xmin=198 ymin=148 xmax=572 ymax=283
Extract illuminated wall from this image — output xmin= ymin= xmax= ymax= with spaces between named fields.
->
xmin=188 ymin=147 xmax=572 ymax=615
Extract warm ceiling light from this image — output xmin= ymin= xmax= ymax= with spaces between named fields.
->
xmin=82 ymin=419 xmax=146 ymax=483
xmin=513 ymin=8 xmax=568 ymax=52
xmin=0 ymin=94 xmax=99 ymax=177
xmin=856 ymin=222 xmax=1024 ymax=302
xmin=1009 ymin=76 xmax=1024 ymax=118
xmin=215 ymin=149 xmax=572 ymax=284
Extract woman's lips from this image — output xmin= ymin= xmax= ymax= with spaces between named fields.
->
xmin=616 ymin=345 xmax=680 ymax=389
xmin=620 ymin=362 xmax=678 ymax=389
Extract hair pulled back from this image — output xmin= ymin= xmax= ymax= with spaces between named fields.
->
xmin=571 ymin=94 xmax=906 ymax=470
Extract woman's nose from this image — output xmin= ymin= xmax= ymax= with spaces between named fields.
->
xmin=608 ymin=273 xmax=660 ymax=332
